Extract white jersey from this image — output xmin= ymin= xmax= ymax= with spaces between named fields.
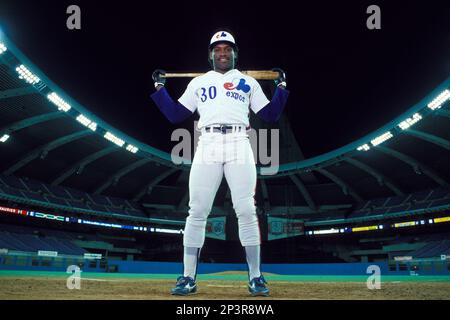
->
xmin=178 ymin=69 xmax=270 ymax=129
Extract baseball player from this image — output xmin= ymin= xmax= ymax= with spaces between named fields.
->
xmin=151 ymin=30 xmax=289 ymax=296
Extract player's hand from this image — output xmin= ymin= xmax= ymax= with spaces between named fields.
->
xmin=152 ymin=69 xmax=166 ymax=89
xmin=272 ymin=68 xmax=287 ymax=89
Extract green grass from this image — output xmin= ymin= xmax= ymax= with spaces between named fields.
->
xmin=0 ymin=270 xmax=449 ymax=282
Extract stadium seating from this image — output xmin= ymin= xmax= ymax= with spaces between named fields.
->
xmin=0 ymin=173 xmax=448 ymax=224
xmin=0 ymin=174 xmax=146 ymax=219
xmin=410 ymin=240 xmax=450 ymax=258
xmin=0 ymin=224 xmax=87 ymax=255
xmin=44 ymin=184 xmax=72 ymax=199
xmin=346 ymin=188 xmax=450 ymax=220
xmin=386 ymin=234 xmax=450 ymax=259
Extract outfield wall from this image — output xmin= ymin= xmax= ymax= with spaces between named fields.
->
xmin=1 ymin=254 xmax=448 ymax=275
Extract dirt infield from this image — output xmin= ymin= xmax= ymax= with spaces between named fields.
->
xmin=1 ymin=276 xmax=450 ymax=300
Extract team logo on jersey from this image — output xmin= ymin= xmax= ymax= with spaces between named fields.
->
xmin=224 ymin=78 xmax=251 ymax=93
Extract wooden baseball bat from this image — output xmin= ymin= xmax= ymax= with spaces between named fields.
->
xmin=162 ymin=70 xmax=279 ymax=80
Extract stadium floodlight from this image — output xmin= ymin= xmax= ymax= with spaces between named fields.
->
xmin=393 ymin=221 xmax=417 ymax=228
xmin=88 ymin=122 xmax=97 ymax=131
xmin=0 ymin=134 xmax=10 ymax=143
xmin=434 ymin=216 xmax=450 ymax=224
xmin=154 ymin=228 xmax=183 ymax=234
xmin=352 ymin=225 xmax=378 ymax=232
xmin=357 ymin=144 xmax=370 ymax=151
xmin=104 ymin=131 xmax=125 ymax=147
xmin=313 ymin=228 xmax=340 ymax=235
xmin=16 ymin=64 xmax=40 ymax=84
xmin=398 ymin=113 xmax=422 ymax=130
xmin=370 ymin=131 xmax=393 ymax=146
xmin=126 ymin=144 xmax=139 ymax=154
xmin=47 ymin=92 xmax=72 ymax=112
xmin=0 ymin=42 xmax=6 ymax=54
xmin=427 ymin=89 xmax=450 ymax=110
xmin=76 ymin=114 xmax=97 ymax=131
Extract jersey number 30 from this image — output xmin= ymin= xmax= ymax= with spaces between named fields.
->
xmin=200 ymin=86 xmax=217 ymax=102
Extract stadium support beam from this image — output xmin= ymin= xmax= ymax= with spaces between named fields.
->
xmin=52 ymin=146 xmax=119 ymax=186
xmin=94 ymin=158 xmax=153 ymax=195
xmin=375 ymin=146 xmax=449 ymax=187
xmin=344 ymin=157 xmax=405 ymax=196
xmin=3 ymin=130 xmax=93 ymax=176
xmin=314 ymin=168 xmax=364 ymax=203
xmin=177 ymin=189 xmax=189 ymax=210
xmin=0 ymin=87 xmax=36 ymax=100
xmin=289 ymin=174 xmax=317 ymax=211
xmin=260 ymin=179 xmax=271 ymax=210
xmin=133 ymin=168 xmax=179 ymax=202
xmin=403 ymin=129 xmax=450 ymax=151
xmin=0 ymin=112 xmax=65 ymax=137
xmin=224 ymin=187 xmax=232 ymax=208
xmin=436 ymin=109 xmax=450 ymax=119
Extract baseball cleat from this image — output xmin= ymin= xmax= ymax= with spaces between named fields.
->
xmin=248 ymin=275 xmax=269 ymax=297
xmin=170 ymin=276 xmax=197 ymax=296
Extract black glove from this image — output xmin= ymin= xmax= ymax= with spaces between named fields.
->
xmin=272 ymin=68 xmax=287 ymax=89
xmin=152 ymin=69 xmax=166 ymax=88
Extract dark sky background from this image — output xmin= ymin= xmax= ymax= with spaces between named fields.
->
xmin=0 ymin=0 xmax=449 ymax=159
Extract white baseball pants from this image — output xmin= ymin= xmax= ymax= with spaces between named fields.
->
xmin=183 ymin=130 xmax=260 ymax=248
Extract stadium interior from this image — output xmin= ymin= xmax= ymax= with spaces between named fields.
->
xmin=0 ymin=31 xmax=449 ymax=276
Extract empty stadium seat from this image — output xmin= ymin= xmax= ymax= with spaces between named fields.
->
xmin=108 ymin=197 xmax=127 ymax=208
xmin=44 ymin=195 xmax=69 ymax=206
xmin=126 ymin=200 xmax=142 ymax=211
xmin=66 ymin=199 xmax=91 ymax=210
xmin=45 ymin=184 xmax=72 ymax=199
xmin=367 ymin=198 xmax=388 ymax=208
xmin=20 ymin=190 xmax=48 ymax=203
xmin=412 ymin=241 xmax=445 ymax=258
xmin=0 ymin=175 xmax=28 ymax=190
xmin=386 ymin=204 xmax=411 ymax=213
xmin=430 ymin=198 xmax=450 ymax=207
xmin=409 ymin=190 xmax=432 ymax=202
xmin=21 ymin=178 xmax=46 ymax=193
xmin=88 ymin=194 xmax=113 ymax=207
xmin=427 ymin=188 xmax=450 ymax=201
xmin=65 ymin=188 xmax=88 ymax=201
xmin=384 ymin=194 xmax=409 ymax=207
xmin=408 ymin=202 xmax=430 ymax=211
xmin=0 ymin=224 xmax=87 ymax=255
xmin=0 ymin=185 xmax=25 ymax=198
xmin=87 ymin=203 xmax=107 ymax=213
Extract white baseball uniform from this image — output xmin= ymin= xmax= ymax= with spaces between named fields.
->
xmin=178 ymin=69 xmax=270 ymax=248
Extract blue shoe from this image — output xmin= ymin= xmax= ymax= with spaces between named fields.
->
xmin=248 ymin=275 xmax=269 ymax=296
xmin=171 ymin=276 xmax=197 ymax=296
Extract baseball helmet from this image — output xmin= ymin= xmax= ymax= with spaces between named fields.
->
xmin=208 ymin=30 xmax=239 ymax=68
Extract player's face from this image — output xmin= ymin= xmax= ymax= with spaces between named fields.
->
xmin=212 ymin=44 xmax=234 ymax=72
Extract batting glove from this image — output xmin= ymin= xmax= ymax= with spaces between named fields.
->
xmin=272 ymin=68 xmax=287 ymax=89
xmin=152 ymin=69 xmax=166 ymax=88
